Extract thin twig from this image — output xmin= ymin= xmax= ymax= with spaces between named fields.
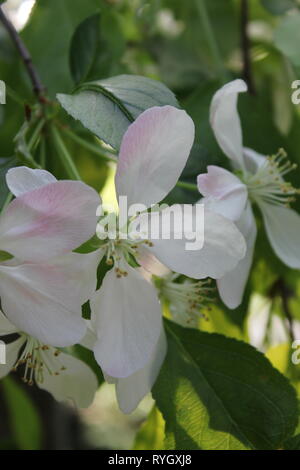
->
xmin=195 ymin=0 xmax=227 ymax=84
xmin=0 ymin=6 xmax=45 ymax=100
xmin=241 ymin=0 xmax=255 ymax=95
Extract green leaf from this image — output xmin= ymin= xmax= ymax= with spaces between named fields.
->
xmin=134 ymin=407 xmax=165 ymax=450
xmin=57 ymin=74 xmax=179 ymax=150
xmin=261 ymin=0 xmax=298 ymax=15
xmin=70 ymin=14 xmax=101 ymax=85
xmin=153 ymin=321 xmax=298 ymax=450
xmin=21 ymin=0 xmax=102 ymax=96
xmin=2 ymin=377 xmax=42 ymax=450
xmin=274 ymin=13 xmax=300 ymax=68
xmin=284 ymin=433 xmax=300 ymax=449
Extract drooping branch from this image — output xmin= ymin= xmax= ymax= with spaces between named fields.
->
xmin=241 ymin=0 xmax=256 ymax=95
xmin=0 ymin=6 xmax=45 ymax=100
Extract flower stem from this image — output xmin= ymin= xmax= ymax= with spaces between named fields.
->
xmin=1 ymin=191 xmax=13 ymax=215
xmin=5 ymin=85 xmax=24 ymax=106
xmin=28 ymin=118 xmax=45 ymax=152
xmin=195 ymin=0 xmax=227 ymax=84
xmin=60 ymin=126 xmax=118 ymax=163
xmin=51 ymin=126 xmax=81 ymax=180
xmin=176 ymin=181 xmax=199 ymax=192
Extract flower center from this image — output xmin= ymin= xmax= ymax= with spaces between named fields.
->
xmin=13 ymin=336 xmax=66 ymax=385
xmin=245 ymin=149 xmax=300 ymax=207
xmin=155 ymin=274 xmax=214 ymax=327
xmin=97 ymin=213 xmax=153 ymax=277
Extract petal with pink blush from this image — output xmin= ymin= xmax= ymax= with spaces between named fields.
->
xmin=115 ymin=106 xmax=195 ymax=208
xmin=6 ymin=167 xmax=57 ymax=197
xmin=0 ymin=251 xmax=101 ymax=347
xmin=0 ymin=181 xmax=101 ymax=262
xmin=210 ymin=79 xmax=247 ymax=171
xmin=197 ymin=166 xmax=248 ymax=221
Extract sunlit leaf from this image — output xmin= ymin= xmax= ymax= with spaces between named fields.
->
xmin=153 ymin=320 xmax=298 ymax=450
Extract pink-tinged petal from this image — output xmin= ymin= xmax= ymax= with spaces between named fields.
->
xmin=0 ymin=251 xmax=101 ymax=347
xmin=0 ymin=181 xmax=101 ymax=262
xmin=136 ymin=205 xmax=246 ymax=279
xmin=197 ymin=166 xmax=248 ymax=221
xmin=0 ymin=338 xmax=25 ymax=379
xmin=38 ymin=351 xmax=98 ymax=408
xmin=259 ymin=201 xmax=300 ymax=269
xmin=6 ymin=167 xmax=57 ymax=196
xmin=115 ymin=326 xmax=167 ymax=414
xmin=217 ymin=204 xmax=257 ymax=309
xmin=91 ymin=262 xmax=162 ymax=378
xmin=136 ymin=245 xmax=170 ymax=277
xmin=115 ymin=106 xmax=195 ymax=208
xmin=210 ymin=79 xmax=247 ymax=171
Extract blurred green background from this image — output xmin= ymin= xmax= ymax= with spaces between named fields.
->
xmin=1 ymin=0 xmax=300 ymax=450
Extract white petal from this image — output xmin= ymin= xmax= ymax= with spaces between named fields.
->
xmin=80 ymin=320 xmax=97 ymax=350
xmin=90 ymin=263 xmax=162 ymax=378
xmin=259 ymin=202 xmax=300 ymax=269
xmin=0 ymin=338 xmax=24 ymax=379
xmin=0 ymin=251 xmax=101 ymax=347
xmin=115 ymin=326 xmax=167 ymax=414
xmin=0 ymin=181 xmax=101 ymax=262
xmin=243 ymin=147 xmax=267 ymax=174
xmin=217 ymin=204 xmax=257 ymax=309
xmin=197 ymin=165 xmax=248 ymax=221
xmin=0 ymin=310 xmax=18 ymax=335
xmin=115 ymin=106 xmax=195 ymax=208
xmin=6 ymin=167 xmax=57 ymax=196
xmin=136 ymin=205 xmax=246 ymax=279
xmin=210 ymin=79 xmax=247 ymax=170
xmin=38 ymin=351 xmax=98 ymax=408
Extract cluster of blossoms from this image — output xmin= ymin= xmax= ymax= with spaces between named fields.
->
xmin=0 ymin=79 xmax=299 ymax=413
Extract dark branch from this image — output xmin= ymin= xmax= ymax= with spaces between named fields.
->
xmin=0 ymin=6 xmax=45 ymax=100
xmin=241 ymin=0 xmax=255 ymax=95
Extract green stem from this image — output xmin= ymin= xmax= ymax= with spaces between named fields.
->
xmin=39 ymin=136 xmax=46 ymax=167
xmin=176 ymin=181 xmax=199 ymax=192
xmin=28 ymin=118 xmax=45 ymax=152
xmin=5 ymin=85 xmax=24 ymax=106
xmin=60 ymin=126 xmax=117 ymax=163
xmin=51 ymin=125 xmax=81 ymax=180
xmin=1 ymin=191 xmax=13 ymax=215
xmin=195 ymin=0 xmax=227 ymax=84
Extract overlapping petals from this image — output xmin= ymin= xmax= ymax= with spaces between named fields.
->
xmin=197 ymin=165 xmax=248 ymax=221
xmin=0 ymin=312 xmax=98 ymax=407
xmin=0 ymin=167 xmax=101 ymax=263
xmin=0 ymin=251 xmax=101 ymax=346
